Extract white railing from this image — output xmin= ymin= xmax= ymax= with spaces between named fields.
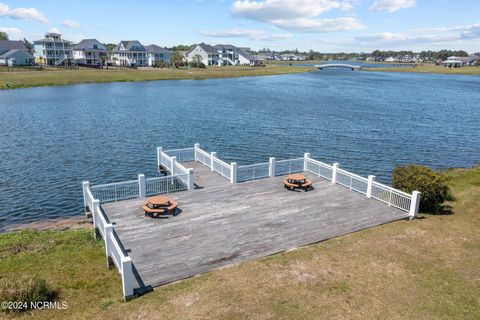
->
xmin=91 ymin=179 xmax=139 ymax=203
xmin=165 ymin=147 xmax=195 ymax=163
xmin=275 ymin=158 xmax=304 ymax=176
xmin=237 ymin=162 xmax=270 ymax=182
xmin=371 ymin=181 xmax=412 ymax=212
xmin=212 ymin=156 xmax=232 ymax=179
xmin=90 ymin=198 xmax=133 ymax=300
xmin=145 ymin=174 xmax=188 ymax=196
xmin=335 ymin=168 xmax=369 ymax=195
xmin=159 ymin=150 xmax=173 ymax=173
xmin=305 ymin=158 xmax=333 ymax=180
xmin=195 ymin=146 xmax=212 ymax=168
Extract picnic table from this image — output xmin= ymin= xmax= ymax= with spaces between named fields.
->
xmin=142 ymin=195 xmax=178 ymax=218
xmin=283 ymin=174 xmax=313 ymax=191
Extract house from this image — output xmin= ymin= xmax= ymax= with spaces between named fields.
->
xmin=279 ymin=53 xmax=306 ymax=61
xmin=446 ymin=55 xmax=478 ymax=66
xmin=146 ymin=45 xmax=171 ymax=67
xmin=385 ymin=57 xmax=397 ymax=62
xmin=0 ymin=40 xmax=28 ymax=55
xmin=185 ymin=43 xmax=221 ymax=66
xmin=0 ymin=49 xmax=34 ymax=66
xmin=73 ymin=39 xmax=108 ymax=66
xmin=111 ymin=41 xmax=147 ymax=67
xmin=33 ymin=33 xmax=74 ymax=66
xmin=213 ymin=44 xmax=259 ymax=66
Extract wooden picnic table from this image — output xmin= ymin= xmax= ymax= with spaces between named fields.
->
xmin=284 ymin=174 xmax=313 ymax=191
xmin=142 ymin=195 xmax=178 ymax=218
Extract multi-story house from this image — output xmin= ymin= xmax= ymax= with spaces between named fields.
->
xmin=33 ymin=33 xmax=74 ymax=66
xmin=185 ymin=43 xmax=221 ymax=66
xmin=146 ymin=45 xmax=171 ymax=67
xmin=73 ymin=39 xmax=108 ymax=66
xmin=111 ymin=41 xmax=147 ymax=67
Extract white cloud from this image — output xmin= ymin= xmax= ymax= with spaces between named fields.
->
xmin=0 ymin=26 xmax=22 ymax=38
xmin=231 ymin=0 xmax=363 ymax=32
xmin=201 ymin=29 xmax=292 ymax=41
xmin=0 ymin=2 xmax=49 ymax=23
xmin=369 ymin=0 xmax=416 ymax=13
xmin=48 ymin=27 xmax=61 ymax=34
xmin=62 ymin=19 xmax=81 ymax=29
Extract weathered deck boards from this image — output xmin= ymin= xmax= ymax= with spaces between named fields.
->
xmin=180 ymin=161 xmax=230 ymax=189
xmin=102 ymin=170 xmax=408 ymax=292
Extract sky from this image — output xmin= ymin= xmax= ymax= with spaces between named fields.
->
xmin=0 ymin=0 xmax=479 ymax=53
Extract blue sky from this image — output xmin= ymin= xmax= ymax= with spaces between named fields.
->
xmin=1 ymin=0 xmax=479 ymax=52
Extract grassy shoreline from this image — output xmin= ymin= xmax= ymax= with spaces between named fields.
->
xmin=1 ymin=166 xmax=479 ymax=319
xmin=363 ymin=64 xmax=480 ymax=75
xmin=0 ymin=65 xmax=315 ymax=90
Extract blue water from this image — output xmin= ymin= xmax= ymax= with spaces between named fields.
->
xmin=0 ymin=70 xmax=479 ymax=229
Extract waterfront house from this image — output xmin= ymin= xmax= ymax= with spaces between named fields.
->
xmin=0 ymin=40 xmax=29 ymax=55
xmin=0 ymin=49 xmax=34 ymax=66
xmin=33 ymin=33 xmax=74 ymax=66
xmin=280 ymin=53 xmax=306 ymax=61
xmin=186 ymin=43 xmax=221 ymax=66
xmin=73 ymin=39 xmax=108 ymax=67
xmin=446 ymin=55 xmax=478 ymax=66
xmin=146 ymin=45 xmax=171 ymax=67
xmin=213 ymin=44 xmax=259 ymax=66
xmin=111 ymin=41 xmax=147 ymax=67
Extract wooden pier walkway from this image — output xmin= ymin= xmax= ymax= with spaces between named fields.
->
xmin=102 ymin=162 xmax=408 ymax=292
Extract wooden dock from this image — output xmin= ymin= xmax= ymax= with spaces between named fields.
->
xmin=101 ymin=161 xmax=408 ymax=293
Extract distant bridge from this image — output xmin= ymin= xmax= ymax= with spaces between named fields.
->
xmin=314 ymin=63 xmax=361 ymax=71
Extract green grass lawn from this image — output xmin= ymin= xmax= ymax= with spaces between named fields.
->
xmin=364 ymin=64 xmax=480 ymax=75
xmin=1 ymin=166 xmax=479 ymax=319
xmin=0 ymin=65 xmax=315 ymax=90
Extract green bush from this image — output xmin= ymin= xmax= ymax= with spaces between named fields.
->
xmin=0 ymin=275 xmax=57 ymax=313
xmin=392 ymin=165 xmax=449 ymax=214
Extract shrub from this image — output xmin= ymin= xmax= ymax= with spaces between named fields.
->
xmin=0 ymin=275 xmax=57 ymax=313
xmin=392 ymin=164 xmax=449 ymax=214
xmin=198 ymin=62 xmax=206 ymax=69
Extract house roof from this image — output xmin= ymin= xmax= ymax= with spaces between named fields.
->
xmin=114 ymin=40 xmax=145 ymax=51
xmin=0 ymin=40 xmax=27 ymax=51
xmin=146 ymin=45 xmax=170 ymax=54
xmin=192 ymin=43 xmax=218 ymax=55
xmin=214 ymin=44 xmax=236 ymax=50
xmin=0 ymin=49 xmax=34 ymax=59
xmin=73 ymin=39 xmax=107 ymax=50
xmin=238 ymin=48 xmax=257 ymax=61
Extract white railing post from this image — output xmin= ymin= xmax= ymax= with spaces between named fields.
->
xmin=187 ymin=168 xmax=194 ymax=190
xmin=210 ymin=152 xmax=217 ymax=171
xmin=138 ymin=174 xmax=146 ymax=198
xmin=231 ymin=162 xmax=238 ymax=183
xmin=269 ymin=157 xmax=276 ymax=177
xmin=409 ymin=191 xmax=421 ymax=220
xmin=194 ymin=143 xmax=200 ymax=161
xmin=332 ymin=163 xmax=339 ymax=184
xmin=92 ymin=199 xmax=100 ymax=240
xmin=82 ymin=181 xmax=90 ymax=216
xmin=303 ymin=153 xmax=310 ymax=172
xmin=157 ymin=147 xmax=162 ymax=168
xmin=121 ymin=256 xmax=134 ymax=301
xmin=171 ymin=156 xmax=177 ymax=175
xmin=105 ymin=224 xmax=114 ymax=268
xmin=366 ymin=175 xmax=375 ymax=198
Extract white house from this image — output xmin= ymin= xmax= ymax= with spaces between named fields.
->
xmin=73 ymin=39 xmax=108 ymax=66
xmin=146 ymin=45 xmax=171 ymax=67
xmin=33 ymin=33 xmax=74 ymax=66
xmin=111 ymin=41 xmax=147 ymax=67
xmin=213 ymin=44 xmax=258 ymax=66
xmin=0 ymin=49 xmax=34 ymax=66
xmin=185 ymin=43 xmax=221 ymax=66
xmin=280 ymin=53 xmax=306 ymax=61
xmin=446 ymin=55 xmax=478 ymax=66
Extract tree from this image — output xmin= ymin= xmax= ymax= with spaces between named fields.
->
xmin=21 ymin=38 xmax=33 ymax=54
xmin=170 ymin=51 xmax=184 ymax=67
xmin=0 ymin=31 xmax=8 ymax=40
xmin=105 ymin=43 xmax=116 ymax=51
xmin=193 ymin=54 xmax=202 ymax=66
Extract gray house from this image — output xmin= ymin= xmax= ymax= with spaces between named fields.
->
xmin=73 ymin=39 xmax=108 ymax=66
xmin=146 ymin=45 xmax=171 ymax=67
xmin=0 ymin=49 xmax=34 ymax=66
xmin=111 ymin=41 xmax=147 ymax=67
xmin=185 ymin=43 xmax=221 ymax=66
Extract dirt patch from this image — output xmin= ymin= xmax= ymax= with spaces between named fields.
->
xmin=3 ymin=216 xmax=91 ymax=233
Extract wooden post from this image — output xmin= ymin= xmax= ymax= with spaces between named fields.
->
xmin=366 ymin=175 xmax=375 ymax=198
xmin=121 ymin=256 xmax=134 ymax=301
xmin=138 ymin=174 xmax=146 ymax=198
xmin=92 ymin=199 xmax=100 ymax=240
xmin=210 ymin=152 xmax=217 ymax=171
xmin=187 ymin=168 xmax=194 ymax=190
xmin=269 ymin=157 xmax=276 ymax=177
xmin=82 ymin=181 xmax=90 ymax=216
xmin=332 ymin=163 xmax=339 ymax=184
xmin=303 ymin=153 xmax=310 ymax=172
xmin=171 ymin=156 xmax=177 ymax=175
xmin=105 ymin=224 xmax=114 ymax=268
xmin=194 ymin=143 xmax=200 ymax=161
xmin=157 ymin=147 xmax=163 ymax=169
xmin=231 ymin=162 xmax=237 ymax=183
xmin=409 ymin=191 xmax=421 ymax=220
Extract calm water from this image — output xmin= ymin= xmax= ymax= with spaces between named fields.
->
xmin=0 ymin=70 xmax=479 ymax=230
